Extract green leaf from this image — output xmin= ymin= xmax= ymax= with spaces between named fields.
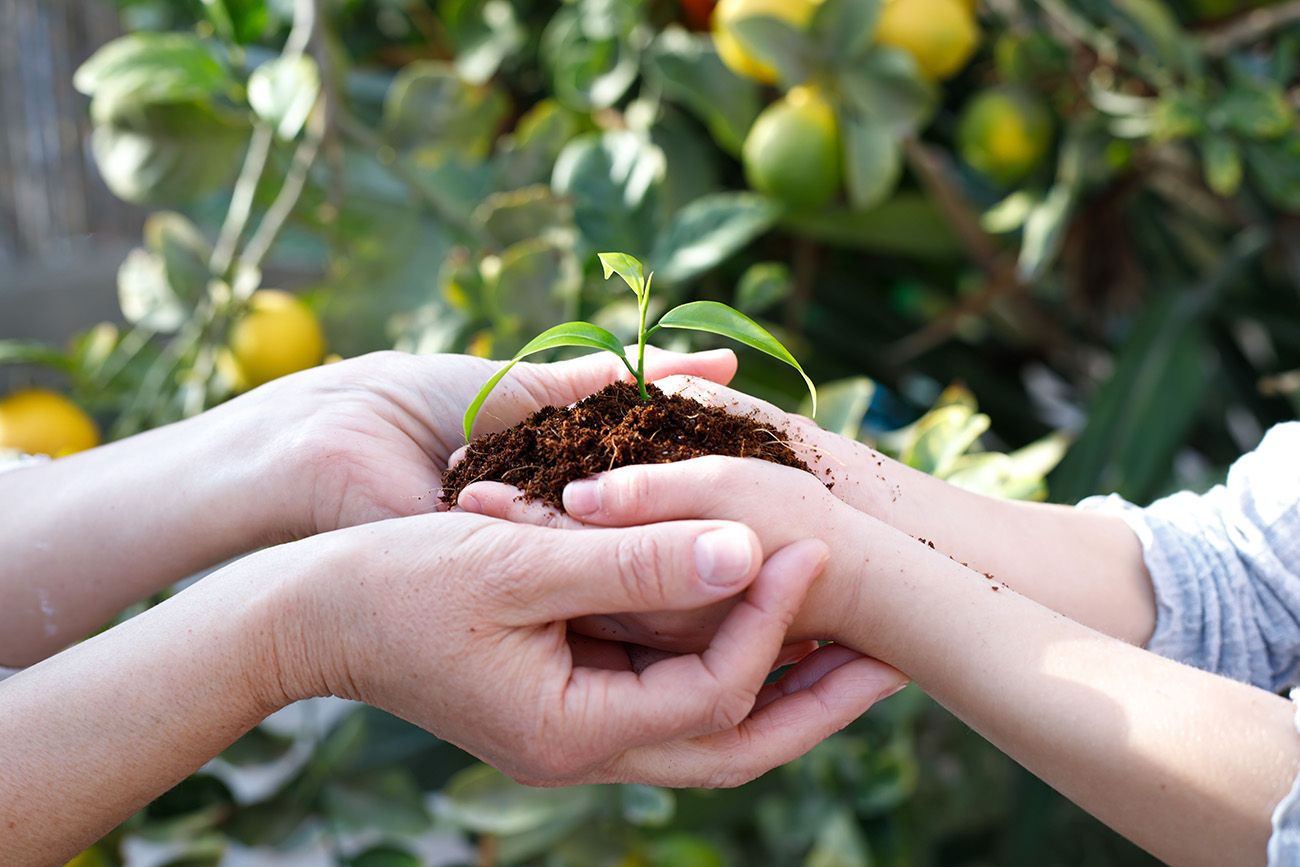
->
xmin=656 ymin=301 xmax=817 ymax=415
xmin=382 ymin=61 xmax=509 ymax=157
xmin=247 ymin=55 xmax=320 ymax=141
xmin=784 ymin=193 xmax=961 ymax=258
xmin=735 ymin=261 xmax=793 ymax=314
xmin=803 ymin=806 xmax=871 ymax=867
xmin=841 ymin=114 xmax=901 ymax=211
xmin=900 ymin=404 xmax=990 ymax=477
xmin=442 ymin=0 xmax=527 ymax=85
xmin=322 ymin=769 xmax=430 ymax=835
xmin=1201 ymin=134 xmax=1242 ymax=197
xmin=598 ymin=251 xmax=647 ymax=300
xmin=463 ymin=321 xmax=630 ymax=440
xmin=729 ymin=16 xmax=817 ymax=89
xmin=90 ymin=102 xmax=248 ymax=206
xmin=839 ymin=48 xmax=937 ymax=135
xmin=200 ymin=0 xmax=270 ymax=44
xmin=552 ymin=131 xmax=666 ymax=256
xmin=798 ymin=376 xmax=874 ymax=436
xmin=1111 ymin=0 xmax=1191 ymax=74
xmin=811 ymin=0 xmax=882 ymax=64
xmin=472 ymin=185 xmax=575 ymax=250
xmin=117 ymin=248 xmax=187 ymax=332
xmin=646 ymin=28 xmax=763 ymax=155
xmin=620 ymin=784 xmax=676 ymax=827
xmin=144 ymin=212 xmax=212 ymax=304
xmin=0 ymin=340 xmax=74 ymax=371
xmin=649 ymin=193 xmax=780 ymax=285
xmin=540 ymin=4 xmax=642 ymax=111
xmin=436 ymin=763 xmax=601 ymax=835
xmin=486 ymin=239 xmax=583 ymax=347
xmin=347 ymin=846 xmax=421 ymax=867
xmin=74 ymin=32 xmax=229 ymax=123
xmin=1214 ymin=83 xmax=1295 ymax=139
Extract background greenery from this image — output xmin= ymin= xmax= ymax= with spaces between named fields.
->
xmin=10 ymin=0 xmax=1300 ymax=862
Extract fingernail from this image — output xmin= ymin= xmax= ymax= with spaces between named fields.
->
xmin=458 ymin=491 xmax=482 ymax=514
xmin=694 ymin=527 xmax=754 ymax=586
xmin=878 ymin=680 xmax=910 ymax=701
xmin=564 ymin=479 xmax=600 ymax=517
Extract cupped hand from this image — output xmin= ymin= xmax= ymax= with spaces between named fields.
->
xmin=220 ymin=348 xmax=737 ymax=541
xmin=458 ymin=453 xmax=897 ymax=654
xmin=267 ymin=512 xmax=903 ymax=787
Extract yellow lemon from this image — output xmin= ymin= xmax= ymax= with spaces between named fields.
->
xmin=957 ymin=85 xmax=1053 ymax=185
xmin=225 ymin=289 xmax=327 ymax=390
xmin=712 ymin=0 xmax=821 ymax=84
xmin=875 ymin=0 xmax=979 ymax=80
xmin=743 ymin=84 xmax=842 ymax=209
xmin=0 ymin=389 xmax=99 ymax=457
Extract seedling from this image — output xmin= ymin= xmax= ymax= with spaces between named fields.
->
xmin=462 ymin=252 xmax=817 ymax=441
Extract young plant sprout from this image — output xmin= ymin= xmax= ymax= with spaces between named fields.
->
xmin=462 ymin=252 xmax=817 ymax=441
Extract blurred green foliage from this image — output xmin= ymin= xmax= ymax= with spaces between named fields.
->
xmin=13 ymin=0 xmax=1300 ymax=862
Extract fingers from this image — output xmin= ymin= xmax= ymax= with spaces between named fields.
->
xmin=457 ymin=481 xmax=586 ymax=529
xmin=496 ymin=519 xmax=764 ymax=622
xmin=616 ymin=651 xmax=910 ymax=788
xmin=561 ymin=455 xmax=821 ymax=528
xmin=567 ymin=539 xmax=828 ymax=759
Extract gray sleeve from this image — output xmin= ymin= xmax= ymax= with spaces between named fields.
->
xmin=1079 ymin=423 xmax=1300 ymax=866
xmin=1268 ymin=690 xmax=1300 ymax=866
xmin=1078 ymin=421 xmax=1300 ymax=692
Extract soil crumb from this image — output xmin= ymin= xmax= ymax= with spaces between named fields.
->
xmin=441 ymin=381 xmax=816 ymax=510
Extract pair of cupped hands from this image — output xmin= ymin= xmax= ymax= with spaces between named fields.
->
xmin=241 ymin=346 xmax=909 ymax=791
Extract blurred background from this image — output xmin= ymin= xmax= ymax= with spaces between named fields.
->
xmin=4 ymin=0 xmax=1300 ymax=863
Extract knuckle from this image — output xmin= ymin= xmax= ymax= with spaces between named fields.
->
xmin=613 ymin=532 xmax=671 ymax=607
xmin=707 ymin=685 xmax=755 ymax=733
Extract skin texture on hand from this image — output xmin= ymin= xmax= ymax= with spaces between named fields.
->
xmin=646 ymin=376 xmax=1158 ymax=646
xmin=0 ymin=512 xmax=903 ymax=864
xmin=0 ymin=349 xmax=738 ymax=666
xmin=464 ymin=451 xmax=1300 ymax=867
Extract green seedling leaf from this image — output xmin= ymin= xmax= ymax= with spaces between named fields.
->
xmin=462 ymin=321 xmax=629 ymax=440
xmin=656 ymin=300 xmax=816 ymax=415
xmin=597 ymin=252 xmax=647 ymax=300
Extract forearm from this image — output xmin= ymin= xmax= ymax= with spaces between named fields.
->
xmin=0 ymin=554 xmax=293 ymax=864
xmin=822 ymin=522 xmax=1298 ymax=867
xmin=800 ymin=426 xmax=1156 ymax=644
xmin=0 ymin=406 xmax=297 ymax=666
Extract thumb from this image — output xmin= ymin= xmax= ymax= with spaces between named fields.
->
xmin=509 ymin=520 xmax=763 ymax=623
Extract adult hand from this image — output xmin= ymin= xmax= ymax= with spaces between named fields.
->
xmin=266 ymin=513 xmax=896 ymax=787
xmin=0 ymin=350 xmax=736 ymax=667
xmin=0 ymin=509 xmax=898 ymax=862
xmin=457 ymin=453 xmax=874 ymax=651
xmin=230 ymin=348 xmax=738 ymax=540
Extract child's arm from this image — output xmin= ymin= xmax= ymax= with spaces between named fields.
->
xmin=503 ymin=455 xmax=1300 ymax=867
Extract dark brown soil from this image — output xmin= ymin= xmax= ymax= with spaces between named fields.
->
xmin=441 ymin=381 xmax=817 ymax=511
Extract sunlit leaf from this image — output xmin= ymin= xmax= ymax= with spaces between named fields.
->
xmin=74 ymin=32 xmax=229 ymax=122
xmin=841 ymin=114 xmax=901 ymax=211
xmin=463 ymin=321 xmax=629 ymax=439
xmin=656 ymin=300 xmax=817 ymax=415
xmin=649 ymin=193 xmax=780 ymax=285
xmin=436 ymin=763 xmax=601 ymax=835
xmin=248 ymin=55 xmax=320 ymax=141
xmin=646 ymin=28 xmax=762 ymax=155
xmin=598 ymin=251 xmax=647 ymax=299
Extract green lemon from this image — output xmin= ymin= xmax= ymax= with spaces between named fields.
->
xmin=956 ymin=85 xmax=1053 ymax=185
xmin=743 ymin=85 xmax=842 ymax=209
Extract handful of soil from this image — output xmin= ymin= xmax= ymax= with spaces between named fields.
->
xmin=440 ymin=381 xmax=817 ymax=511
